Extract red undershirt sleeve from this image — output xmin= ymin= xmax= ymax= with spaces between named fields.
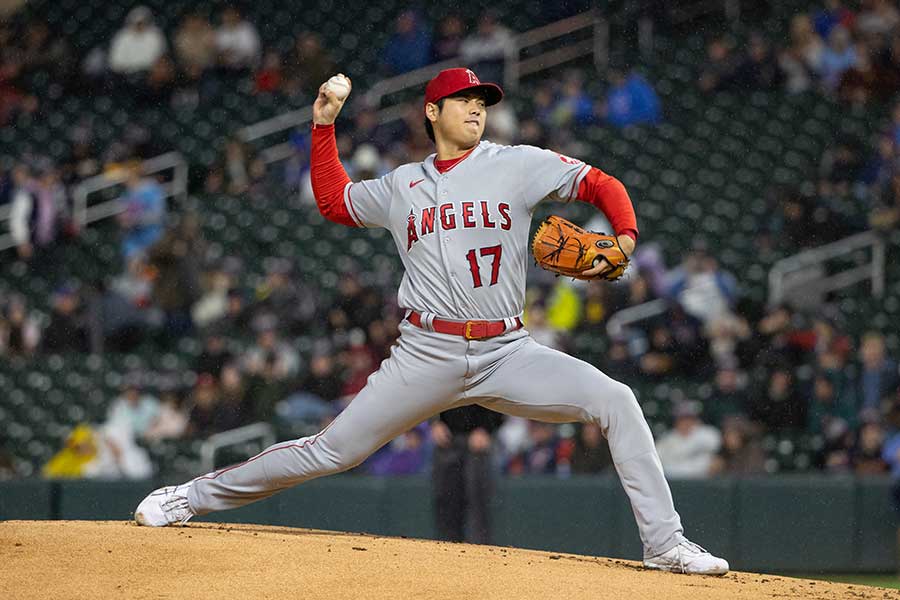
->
xmin=310 ymin=123 xmax=358 ymax=227
xmin=576 ymin=167 xmax=638 ymax=241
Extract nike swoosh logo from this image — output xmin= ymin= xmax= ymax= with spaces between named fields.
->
xmin=409 ymin=179 xmax=425 ymax=189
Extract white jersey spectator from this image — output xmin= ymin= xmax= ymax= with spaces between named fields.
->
xmin=216 ymin=7 xmax=261 ymax=70
xmin=460 ymin=12 xmax=515 ymax=66
xmin=106 ymin=383 xmax=161 ymax=439
xmin=656 ymin=402 xmax=722 ymax=479
xmin=108 ymin=6 xmax=167 ymax=74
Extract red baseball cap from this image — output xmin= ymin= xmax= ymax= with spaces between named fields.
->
xmin=424 ymin=68 xmax=504 ymax=107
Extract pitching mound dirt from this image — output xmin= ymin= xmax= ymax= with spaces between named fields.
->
xmin=1 ymin=520 xmax=897 ymax=599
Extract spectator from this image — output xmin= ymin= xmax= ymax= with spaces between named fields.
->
xmin=43 ymin=423 xmax=152 ymax=480
xmin=92 ymin=278 xmax=151 ymax=352
xmin=174 ymin=13 xmax=217 ymax=75
xmin=708 ymin=416 xmax=766 ymax=475
xmin=283 ymin=32 xmax=335 ymax=98
xmin=0 ymin=295 xmax=40 ymax=356
xmin=779 ymin=15 xmax=825 ymax=94
xmin=838 ymin=42 xmax=896 ymax=105
xmin=255 ymin=51 xmax=282 ymax=94
xmin=871 ymin=169 xmax=900 ymax=231
xmin=298 ymin=352 xmax=343 ymax=403
xmin=192 ymin=267 xmax=234 ymax=329
xmin=18 ymin=20 xmax=72 ymax=82
xmin=43 ymin=424 xmax=98 ymax=479
xmin=806 ymin=372 xmax=856 ymax=436
xmin=855 ymin=0 xmax=900 ymax=44
xmin=245 ymin=323 xmax=301 ymax=380
xmin=549 ymin=71 xmax=594 ymax=127
xmin=142 ymin=55 xmax=176 ymax=106
xmin=668 ymin=250 xmax=738 ymax=326
xmin=367 ymin=423 xmax=430 ymax=476
xmin=853 ymin=417 xmax=888 ymax=474
xmin=106 ymin=379 xmax=161 ymax=440
xmin=525 ymin=303 xmax=564 ymax=350
xmin=381 ymin=10 xmax=432 ymax=75
xmin=602 ymin=67 xmax=661 ymax=128
xmin=507 ymin=421 xmax=564 ymax=475
xmin=185 ymin=374 xmax=222 ymax=438
xmin=432 ymin=405 xmax=503 ymax=543
xmin=216 ymin=287 xmax=252 ymax=338
xmin=195 ymin=331 xmax=234 ymax=380
xmin=118 ymin=164 xmax=165 ymax=260
xmin=11 ymin=163 xmax=69 ymax=266
xmin=882 ymin=403 xmax=900 ymax=521
xmin=253 ymin=259 xmax=317 ymax=335
xmin=143 ymin=388 xmax=188 ymax=442
xmin=853 ymin=332 xmax=899 ymax=414
xmin=706 ymin=314 xmax=752 ymax=371
xmin=732 ymin=33 xmax=784 ymax=91
xmin=432 ymin=15 xmax=465 ymax=62
xmin=705 ymin=366 xmax=749 ymax=426
xmin=819 ymin=26 xmax=857 ymax=90
xmin=218 ymin=363 xmax=250 ymax=430
xmin=332 ymin=273 xmax=383 ymax=331
xmin=460 ymin=11 xmax=515 ymax=84
xmin=339 ymin=330 xmax=380 ymax=397
xmin=813 ymin=0 xmax=856 ymax=39
xmin=108 ymin=6 xmax=167 ymax=75
xmin=215 ymin=7 xmax=261 ymax=72
xmin=749 ymin=368 xmax=806 ymax=430
xmin=147 ymin=215 xmax=204 ymax=335
xmin=656 ymin=401 xmax=722 ymax=478
xmin=41 ymin=285 xmax=89 ymax=354
xmin=9 ymin=164 xmax=35 ymax=261
xmin=570 ymin=422 xmax=613 ymax=474
xmin=698 ymin=36 xmax=737 ymax=93
xmin=817 ymin=417 xmax=855 ymax=471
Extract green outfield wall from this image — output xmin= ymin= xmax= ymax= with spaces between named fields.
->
xmin=1 ymin=475 xmax=895 ymax=573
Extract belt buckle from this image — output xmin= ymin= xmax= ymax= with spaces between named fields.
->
xmin=464 ymin=320 xmax=488 ymax=340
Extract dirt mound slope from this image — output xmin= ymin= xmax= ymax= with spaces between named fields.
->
xmin=1 ymin=520 xmax=897 ymax=599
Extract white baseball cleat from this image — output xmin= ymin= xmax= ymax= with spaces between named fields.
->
xmin=134 ymin=482 xmax=196 ymax=527
xmin=643 ymin=539 xmax=729 ymax=575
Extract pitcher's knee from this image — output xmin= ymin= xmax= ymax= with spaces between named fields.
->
xmin=583 ymin=380 xmax=643 ymax=424
xmin=314 ymin=435 xmax=370 ymax=474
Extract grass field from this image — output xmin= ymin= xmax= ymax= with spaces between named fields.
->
xmin=790 ymin=574 xmax=900 ymax=590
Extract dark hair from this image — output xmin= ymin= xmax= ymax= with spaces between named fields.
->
xmin=423 ymin=98 xmax=445 ymax=143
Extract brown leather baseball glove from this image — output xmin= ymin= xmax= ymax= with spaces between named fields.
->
xmin=531 ymin=215 xmax=630 ymax=281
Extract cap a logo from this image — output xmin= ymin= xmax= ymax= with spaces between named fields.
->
xmin=465 ymin=69 xmax=480 ymax=84
xmin=557 ymin=154 xmax=580 ymax=165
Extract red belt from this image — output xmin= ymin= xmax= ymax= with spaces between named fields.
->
xmin=407 ymin=311 xmax=523 ymax=340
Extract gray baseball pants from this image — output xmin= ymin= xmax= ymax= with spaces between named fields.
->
xmin=187 ymin=319 xmax=685 ymax=558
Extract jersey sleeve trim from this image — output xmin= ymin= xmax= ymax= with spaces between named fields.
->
xmin=344 ymin=182 xmax=365 ymax=227
xmin=566 ymin=163 xmax=590 ymax=202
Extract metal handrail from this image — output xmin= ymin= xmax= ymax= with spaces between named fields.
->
xmin=199 ymin=422 xmax=276 ymax=472
xmin=71 ymin=151 xmax=188 ymax=228
xmin=606 ymin=298 xmax=669 ymax=338
xmin=768 ymin=230 xmax=886 ymax=306
xmin=237 ymin=9 xmax=606 ymax=151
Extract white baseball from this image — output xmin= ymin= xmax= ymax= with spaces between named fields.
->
xmin=325 ymin=75 xmax=351 ymax=100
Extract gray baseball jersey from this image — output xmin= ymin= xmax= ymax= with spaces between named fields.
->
xmin=344 ymin=141 xmax=588 ymax=320
xmin=183 ymin=140 xmax=687 ymax=559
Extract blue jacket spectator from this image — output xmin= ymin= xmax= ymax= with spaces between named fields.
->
xmin=381 ymin=10 xmax=431 ymax=75
xmin=604 ymin=69 xmax=661 ymax=128
xmin=119 ymin=166 xmax=165 ymax=260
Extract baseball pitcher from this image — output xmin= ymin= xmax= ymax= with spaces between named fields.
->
xmin=134 ymin=67 xmax=729 ymax=575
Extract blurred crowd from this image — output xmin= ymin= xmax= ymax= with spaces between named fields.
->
xmin=1 ymin=2 xmax=900 ymax=483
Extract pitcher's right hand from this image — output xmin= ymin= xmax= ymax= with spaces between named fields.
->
xmin=313 ymin=73 xmax=351 ymax=125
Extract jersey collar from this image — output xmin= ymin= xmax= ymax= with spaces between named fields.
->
xmin=423 ymin=141 xmax=485 ymax=179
